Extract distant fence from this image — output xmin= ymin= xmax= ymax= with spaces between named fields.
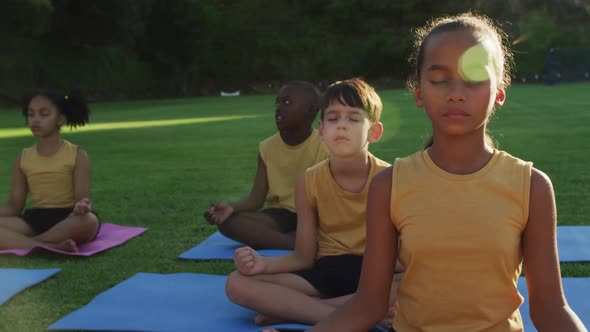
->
xmin=545 ymin=47 xmax=590 ymax=85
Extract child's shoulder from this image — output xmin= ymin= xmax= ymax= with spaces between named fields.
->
xmin=62 ymin=139 xmax=78 ymax=147
xmin=305 ymin=158 xmax=329 ymax=177
xmin=371 ymin=153 xmax=393 ymax=170
xmin=388 ymin=150 xmax=429 ymax=181
xmin=259 ymin=129 xmax=323 ymax=155
xmin=390 ymin=150 xmax=423 ymax=169
xmin=21 ymin=143 xmax=37 ymax=155
xmin=494 ymin=149 xmax=532 ymax=167
xmin=55 ymin=140 xmax=86 ymax=161
xmin=55 ymin=140 xmax=83 ymax=157
xmin=259 ymin=132 xmax=281 ymax=147
xmin=398 ymin=150 xmax=423 ymax=161
xmin=61 ymin=140 xmax=81 ymax=152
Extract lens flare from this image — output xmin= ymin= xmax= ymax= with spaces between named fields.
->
xmin=459 ymin=43 xmax=491 ymax=83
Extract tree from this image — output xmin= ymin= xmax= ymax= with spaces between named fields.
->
xmin=0 ymin=0 xmax=53 ymax=40
xmin=141 ymin=0 xmax=208 ymax=95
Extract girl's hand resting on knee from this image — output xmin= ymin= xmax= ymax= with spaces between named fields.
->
xmin=204 ymin=201 xmax=234 ymax=225
xmin=234 ymin=246 xmax=266 ymax=275
xmin=73 ymin=198 xmax=92 ymax=215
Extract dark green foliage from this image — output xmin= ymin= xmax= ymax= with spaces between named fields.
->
xmin=0 ymin=0 xmax=53 ymax=39
xmin=0 ymin=0 xmax=588 ymax=100
xmin=140 ymin=0 xmax=207 ymax=95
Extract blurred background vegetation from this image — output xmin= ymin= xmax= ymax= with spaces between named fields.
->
xmin=1 ymin=0 xmax=589 ymax=102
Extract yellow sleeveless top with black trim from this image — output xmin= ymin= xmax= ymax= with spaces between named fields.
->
xmin=20 ymin=140 xmax=78 ymax=208
xmin=390 ymin=150 xmax=532 ymax=332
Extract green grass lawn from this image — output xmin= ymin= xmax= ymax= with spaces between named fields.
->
xmin=0 ymin=83 xmax=589 ymax=330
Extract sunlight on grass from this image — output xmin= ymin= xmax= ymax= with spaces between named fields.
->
xmin=0 ymin=114 xmax=262 ymax=138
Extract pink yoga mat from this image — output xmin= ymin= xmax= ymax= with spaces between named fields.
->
xmin=0 ymin=223 xmax=147 ymax=256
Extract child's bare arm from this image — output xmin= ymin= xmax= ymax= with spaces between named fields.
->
xmin=266 ymin=175 xmax=317 ymax=272
xmin=523 ymin=168 xmax=587 ymax=332
xmin=205 ymin=154 xmax=269 ymax=224
xmin=72 ymin=148 xmax=92 ymax=215
xmin=0 ymin=154 xmax=27 ymax=216
xmin=230 ymin=154 xmax=269 ymax=212
xmin=234 ymin=175 xmax=317 ymax=274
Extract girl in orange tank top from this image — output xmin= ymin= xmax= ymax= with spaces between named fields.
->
xmin=305 ymin=12 xmax=587 ymax=332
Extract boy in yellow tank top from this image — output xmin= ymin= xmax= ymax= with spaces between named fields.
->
xmin=204 ymin=81 xmax=328 ymax=249
xmin=225 ymin=78 xmax=399 ymax=327
xmin=0 ymin=90 xmax=100 ymax=252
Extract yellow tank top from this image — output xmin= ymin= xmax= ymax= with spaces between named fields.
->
xmin=390 ymin=149 xmax=532 ymax=332
xmin=20 ymin=140 xmax=78 ymax=208
xmin=259 ymin=129 xmax=328 ymax=212
xmin=306 ymin=153 xmax=391 ymax=258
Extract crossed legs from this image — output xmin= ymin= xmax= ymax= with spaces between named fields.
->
xmin=226 ymin=270 xmax=403 ymax=327
xmin=0 ymin=213 xmax=99 ymax=251
xmin=218 ymin=212 xmax=295 ymax=249
xmin=226 ymin=271 xmax=336 ymax=325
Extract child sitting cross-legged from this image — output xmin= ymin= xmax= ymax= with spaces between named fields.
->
xmin=0 ymin=89 xmax=100 ymax=252
xmin=225 ymin=78 xmax=396 ymax=326
xmin=204 ymin=81 xmax=328 ymax=250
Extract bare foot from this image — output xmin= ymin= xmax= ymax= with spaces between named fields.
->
xmin=254 ymin=313 xmax=285 ymax=325
xmin=51 ymin=239 xmax=79 ymax=253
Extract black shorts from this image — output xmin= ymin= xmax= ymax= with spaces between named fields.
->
xmin=260 ymin=208 xmax=297 ymax=233
xmin=293 ymin=254 xmax=363 ymax=298
xmin=20 ymin=208 xmax=100 ymax=238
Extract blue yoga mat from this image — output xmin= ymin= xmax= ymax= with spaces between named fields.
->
xmin=48 ymin=272 xmax=588 ymax=331
xmin=0 ymin=268 xmax=60 ymax=305
xmin=181 ymin=226 xmax=590 ymax=262
xmin=49 ymin=272 xmax=311 ymax=331
xmin=557 ymin=226 xmax=590 ymax=262
xmin=179 ymin=231 xmax=291 ymax=260
xmin=518 ymin=277 xmax=590 ymax=331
